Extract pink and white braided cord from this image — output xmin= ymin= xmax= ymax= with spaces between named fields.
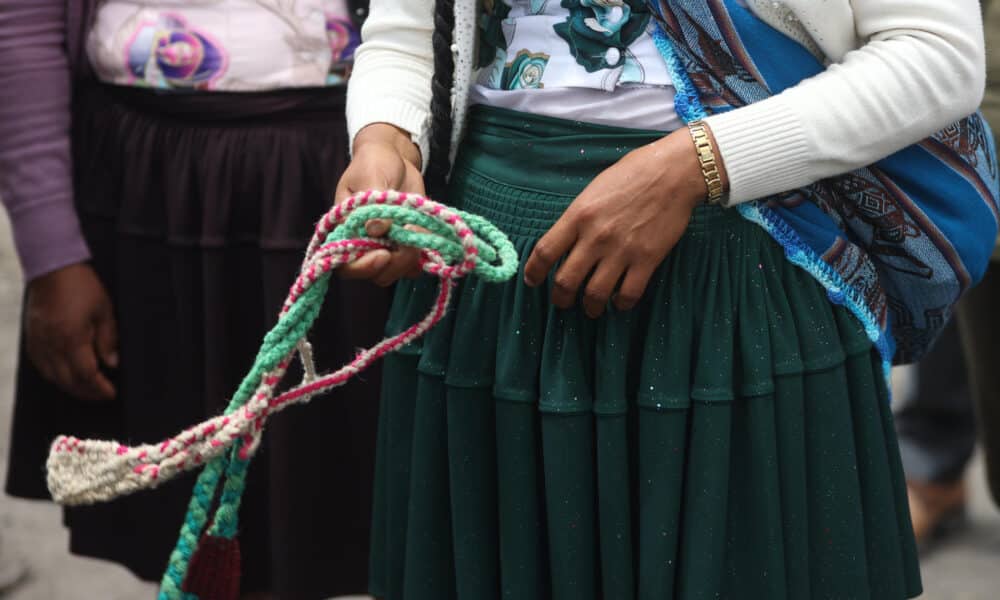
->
xmin=47 ymin=190 xmax=494 ymax=505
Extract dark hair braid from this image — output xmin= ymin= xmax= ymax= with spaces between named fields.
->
xmin=425 ymin=0 xmax=457 ymax=199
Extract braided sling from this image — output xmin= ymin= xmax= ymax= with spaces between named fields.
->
xmin=46 ymin=190 xmax=519 ymax=600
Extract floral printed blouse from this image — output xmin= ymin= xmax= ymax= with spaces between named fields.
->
xmin=87 ymin=0 xmax=362 ymax=91
xmin=472 ymin=0 xmax=681 ymax=131
xmin=477 ymin=0 xmax=672 ymax=91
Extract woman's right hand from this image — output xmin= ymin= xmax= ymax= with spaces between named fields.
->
xmin=334 ymin=123 xmax=427 ymax=286
xmin=24 ymin=262 xmax=118 ymax=401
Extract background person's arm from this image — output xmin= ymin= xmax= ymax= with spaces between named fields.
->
xmin=0 ymin=0 xmax=89 ymax=280
xmin=0 ymin=1 xmax=117 ymax=401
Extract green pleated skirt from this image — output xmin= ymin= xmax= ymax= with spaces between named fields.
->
xmin=369 ymin=106 xmax=922 ymax=600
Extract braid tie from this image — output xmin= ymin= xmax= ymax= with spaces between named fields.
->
xmin=425 ymin=0 xmax=457 ymax=197
xmin=44 ymin=190 xmax=518 ymax=600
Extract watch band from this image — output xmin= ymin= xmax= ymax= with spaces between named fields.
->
xmin=688 ymin=121 xmax=725 ymax=205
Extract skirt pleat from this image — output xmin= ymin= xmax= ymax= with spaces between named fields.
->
xmin=402 ymin=371 xmax=458 ymax=598
xmin=495 ymin=400 xmax=549 ymax=600
xmin=5 ymin=83 xmax=390 ymax=598
xmin=367 ymin=106 xmax=921 ymax=599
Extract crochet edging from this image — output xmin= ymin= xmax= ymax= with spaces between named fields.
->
xmin=652 ymin=22 xmax=895 ymax=389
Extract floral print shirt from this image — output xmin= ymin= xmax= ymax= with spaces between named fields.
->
xmin=87 ymin=0 xmax=362 ymax=91
xmin=476 ymin=0 xmax=672 ymax=92
xmin=471 ymin=0 xmax=681 ymax=131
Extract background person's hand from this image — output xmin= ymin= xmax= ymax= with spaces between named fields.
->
xmin=523 ymin=127 xmax=723 ymax=318
xmin=24 ymin=262 xmax=118 ymax=401
xmin=334 ymin=123 xmax=427 ymax=286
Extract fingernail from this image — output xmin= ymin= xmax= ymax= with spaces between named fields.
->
xmin=367 ymin=221 xmax=387 ymax=236
xmin=106 ymin=352 xmax=119 ymax=368
xmin=372 ymin=252 xmax=390 ymax=270
xmin=524 ymin=275 xmax=537 ymax=287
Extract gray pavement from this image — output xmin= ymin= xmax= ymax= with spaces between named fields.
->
xmin=1 ymin=209 xmax=999 ymax=599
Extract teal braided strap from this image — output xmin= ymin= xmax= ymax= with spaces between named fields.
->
xmin=90 ymin=190 xmax=520 ymax=599
xmin=41 ymin=191 xmax=517 ymax=598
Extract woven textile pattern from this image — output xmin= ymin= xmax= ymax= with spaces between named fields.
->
xmin=651 ymin=0 xmax=1000 ymax=365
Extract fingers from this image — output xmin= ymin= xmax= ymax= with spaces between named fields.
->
xmin=555 ymin=260 xmax=652 ymax=318
xmin=614 ymin=264 xmax=655 ymax=312
xmin=524 ymin=217 xmax=577 ymax=287
xmin=334 ymin=144 xmax=428 ymax=288
xmin=49 ymin=360 xmax=75 ymax=398
xmin=94 ymin=307 xmax=119 ymax=369
xmin=66 ymin=343 xmax=116 ymax=401
xmin=336 ymin=245 xmax=423 ymax=285
xmin=366 ymin=219 xmax=391 ymax=237
xmin=337 ymin=250 xmax=392 ymax=280
xmin=30 ymin=351 xmax=62 ymax=394
xmin=33 ymin=330 xmax=115 ymax=402
xmin=372 ymin=246 xmax=423 ymax=287
xmin=582 ymin=260 xmax=627 ymax=318
xmin=550 ymin=243 xmax=599 ymax=309
xmin=339 ymin=218 xmax=426 ymax=286
xmin=24 ymin=320 xmax=114 ymax=401
xmin=336 ymin=247 xmax=422 ymax=286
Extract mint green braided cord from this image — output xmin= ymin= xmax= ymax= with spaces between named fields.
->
xmin=157 ymin=201 xmax=517 ymax=599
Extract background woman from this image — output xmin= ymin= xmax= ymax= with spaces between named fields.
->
xmin=1 ymin=1 xmax=385 ymax=598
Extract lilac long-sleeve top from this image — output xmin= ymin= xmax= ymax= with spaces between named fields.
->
xmin=0 ymin=0 xmax=94 ymax=281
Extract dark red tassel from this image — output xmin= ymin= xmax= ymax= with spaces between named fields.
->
xmin=182 ymin=535 xmax=241 ymax=600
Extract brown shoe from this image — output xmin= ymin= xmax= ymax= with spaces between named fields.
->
xmin=907 ymin=479 xmax=968 ymax=549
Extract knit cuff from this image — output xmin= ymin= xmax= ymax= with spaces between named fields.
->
xmin=346 ymin=96 xmax=430 ymax=170
xmin=346 ymin=47 xmax=434 ymax=171
xmin=703 ymin=96 xmax=812 ymax=206
xmin=7 ymin=194 xmax=91 ymax=281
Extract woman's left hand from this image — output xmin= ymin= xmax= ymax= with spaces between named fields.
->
xmin=523 ymin=127 xmax=719 ymax=318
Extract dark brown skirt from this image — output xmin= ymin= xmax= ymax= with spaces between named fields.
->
xmin=4 ymin=83 xmax=390 ymax=598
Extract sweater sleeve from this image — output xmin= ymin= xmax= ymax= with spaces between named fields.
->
xmin=346 ymin=0 xmax=435 ymax=166
xmin=0 ymin=0 xmax=90 ymax=281
xmin=704 ymin=0 xmax=987 ymax=206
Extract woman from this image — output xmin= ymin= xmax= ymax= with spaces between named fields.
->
xmin=340 ymin=0 xmax=996 ymax=598
xmin=1 ymin=1 xmax=386 ymax=598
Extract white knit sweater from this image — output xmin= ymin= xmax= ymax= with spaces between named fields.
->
xmin=346 ymin=0 xmax=986 ymax=205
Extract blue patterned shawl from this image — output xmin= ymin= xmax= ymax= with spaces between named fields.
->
xmin=648 ymin=0 xmax=1000 ymax=370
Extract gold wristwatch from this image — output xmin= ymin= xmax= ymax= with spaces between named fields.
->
xmin=688 ymin=121 xmax=725 ymax=205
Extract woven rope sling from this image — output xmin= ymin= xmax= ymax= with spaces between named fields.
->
xmin=45 ymin=190 xmax=519 ymax=600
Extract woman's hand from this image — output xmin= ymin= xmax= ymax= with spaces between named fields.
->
xmin=523 ymin=127 xmax=724 ymax=318
xmin=334 ymin=123 xmax=426 ymax=286
xmin=24 ymin=262 xmax=118 ymax=401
